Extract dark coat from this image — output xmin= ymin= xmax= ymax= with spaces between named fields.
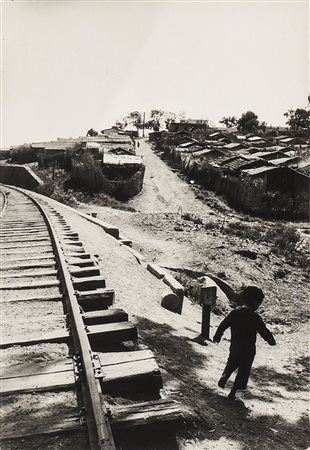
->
xmin=213 ymin=306 xmax=276 ymax=350
xmin=214 ymin=307 xmax=276 ymax=389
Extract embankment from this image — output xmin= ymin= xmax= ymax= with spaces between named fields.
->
xmin=0 ymin=164 xmax=43 ymax=190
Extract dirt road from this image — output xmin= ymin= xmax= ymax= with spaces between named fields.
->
xmin=129 ymin=139 xmax=211 ymax=215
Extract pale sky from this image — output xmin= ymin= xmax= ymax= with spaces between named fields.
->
xmin=1 ymin=1 xmax=309 ymax=146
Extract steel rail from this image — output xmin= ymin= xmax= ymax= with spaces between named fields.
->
xmin=4 ymin=185 xmax=116 ymax=450
xmin=0 ymin=188 xmax=8 ymax=220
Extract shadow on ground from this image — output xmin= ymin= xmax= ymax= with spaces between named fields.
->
xmin=251 ymin=356 xmax=309 ymax=393
xmin=134 ymin=316 xmax=309 ymax=450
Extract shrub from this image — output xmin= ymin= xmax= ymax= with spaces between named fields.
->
xmin=10 ymin=146 xmax=38 ymax=163
xmin=265 ymin=224 xmax=300 ymax=255
xmin=70 ymin=153 xmax=109 ymax=193
xmin=224 ymin=221 xmax=265 ymax=240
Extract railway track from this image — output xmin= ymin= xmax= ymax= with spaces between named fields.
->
xmin=0 ymin=185 xmax=185 ymax=449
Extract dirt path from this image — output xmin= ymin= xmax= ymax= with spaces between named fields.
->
xmin=129 ymin=139 xmax=212 ymax=215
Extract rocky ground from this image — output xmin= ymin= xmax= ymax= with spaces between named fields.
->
xmin=41 ymin=138 xmax=309 ymax=449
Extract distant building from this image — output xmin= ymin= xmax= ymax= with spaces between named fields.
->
xmin=168 ymin=119 xmax=209 ymax=133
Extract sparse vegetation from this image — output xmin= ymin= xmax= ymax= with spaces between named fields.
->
xmin=223 ymin=220 xmax=309 ymax=270
xmin=174 ymin=271 xmax=230 ymax=314
xmin=70 ymin=153 xmax=109 ymax=192
xmin=35 ymin=166 xmax=135 ymax=211
xmin=10 ymin=145 xmax=38 ymax=164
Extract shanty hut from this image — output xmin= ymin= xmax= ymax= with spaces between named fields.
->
xmin=268 ymin=156 xmax=302 ymax=168
xmin=101 ymin=153 xmax=145 ymax=200
xmin=220 ymin=155 xmax=269 ymax=175
xmin=242 ymin=166 xmax=309 ymax=195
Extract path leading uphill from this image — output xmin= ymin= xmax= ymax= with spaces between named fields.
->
xmin=129 ymin=139 xmax=212 ymax=215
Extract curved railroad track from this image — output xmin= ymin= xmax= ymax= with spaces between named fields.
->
xmin=0 ymin=185 xmax=185 ymax=450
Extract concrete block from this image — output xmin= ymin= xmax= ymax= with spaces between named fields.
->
xmin=161 ymin=292 xmax=182 ymax=314
xmin=163 ymin=274 xmax=184 ymax=299
xmin=119 ymin=235 xmax=133 ymax=247
xmin=128 ymin=248 xmax=146 ymax=264
xmin=147 ymin=263 xmax=167 ymax=279
xmin=163 ymin=275 xmax=184 ymax=314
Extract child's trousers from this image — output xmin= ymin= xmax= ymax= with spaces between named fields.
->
xmin=221 ymin=346 xmax=255 ymax=390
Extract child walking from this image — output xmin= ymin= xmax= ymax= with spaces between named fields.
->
xmin=213 ymin=286 xmax=276 ymax=400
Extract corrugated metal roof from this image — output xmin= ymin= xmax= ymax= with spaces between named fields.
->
xmin=279 ymin=137 xmax=294 ymax=143
xmin=247 ymin=136 xmax=267 ymax=142
xmin=102 ymin=153 xmax=144 ymax=166
xmin=221 ymin=155 xmax=257 ymax=171
xmin=192 ymin=148 xmax=225 ymax=158
xmin=269 ymin=156 xmax=300 ymax=166
xmin=43 ymin=141 xmax=76 ymax=151
xmin=242 ymin=166 xmax=276 ymax=176
xmin=179 ymin=141 xmax=197 ymax=148
xmin=296 ymin=165 xmax=310 ymax=177
xmin=253 ymin=150 xmax=287 ymax=159
xmin=223 ymin=142 xmax=244 ymax=149
xmin=266 ymin=145 xmax=293 ymax=152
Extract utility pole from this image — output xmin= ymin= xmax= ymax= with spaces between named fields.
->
xmin=142 ymin=112 xmax=145 ymax=138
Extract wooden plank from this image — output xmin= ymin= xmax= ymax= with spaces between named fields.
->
xmin=77 ymin=288 xmax=115 ymax=311
xmin=0 ymin=262 xmax=55 ymax=270
xmin=4 ymin=254 xmax=55 ymax=262
xmin=62 ymin=241 xmax=83 ymax=247
xmin=1 ymin=269 xmax=57 ymax=279
xmin=83 ymin=308 xmax=128 ymax=325
xmin=63 ymin=246 xmax=86 ymax=254
xmin=72 ymin=275 xmax=106 ymax=291
xmin=0 ymin=400 xmax=187 ymax=441
xmin=77 ymin=289 xmax=115 ymax=311
xmin=0 ymin=329 xmax=69 ymax=348
xmin=67 ymin=258 xmax=95 ymax=268
xmin=69 ymin=267 xmax=100 ymax=278
xmin=1 ymin=293 xmax=62 ymax=303
xmin=66 ymin=252 xmax=91 ymax=259
xmin=99 ymin=358 xmax=162 ymax=393
xmin=98 ymin=349 xmax=154 ymax=367
xmin=0 ymin=279 xmax=60 ymax=289
xmin=111 ymin=399 xmax=186 ymax=430
xmin=0 ymin=242 xmax=52 ymax=250
xmin=1 ymin=358 xmax=72 ymax=379
xmin=0 ymin=221 xmax=45 ymax=227
xmin=0 ymin=236 xmax=50 ymax=244
xmin=0 ymin=248 xmax=53 ymax=256
xmin=101 ymin=358 xmax=159 ymax=381
xmin=0 ymin=370 xmax=75 ymax=396
xmin=87 ymin=321 xmax=137 ymax=347
xmin=0 ymin=413 xmax=80 ymax=441
xmin=0 ymin=231 xmax=49 ymax=237
xmin=0 ymin=229 xmax=48 ymax=235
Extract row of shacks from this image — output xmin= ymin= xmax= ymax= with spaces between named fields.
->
xmin=150 ymin=125 xmax=309 ymax=218
xmin=9 ymin=127 xmax=145 ymax=199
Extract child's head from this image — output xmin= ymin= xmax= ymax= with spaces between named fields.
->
xmin=243 ymin=286 xmax=264 ymax=310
